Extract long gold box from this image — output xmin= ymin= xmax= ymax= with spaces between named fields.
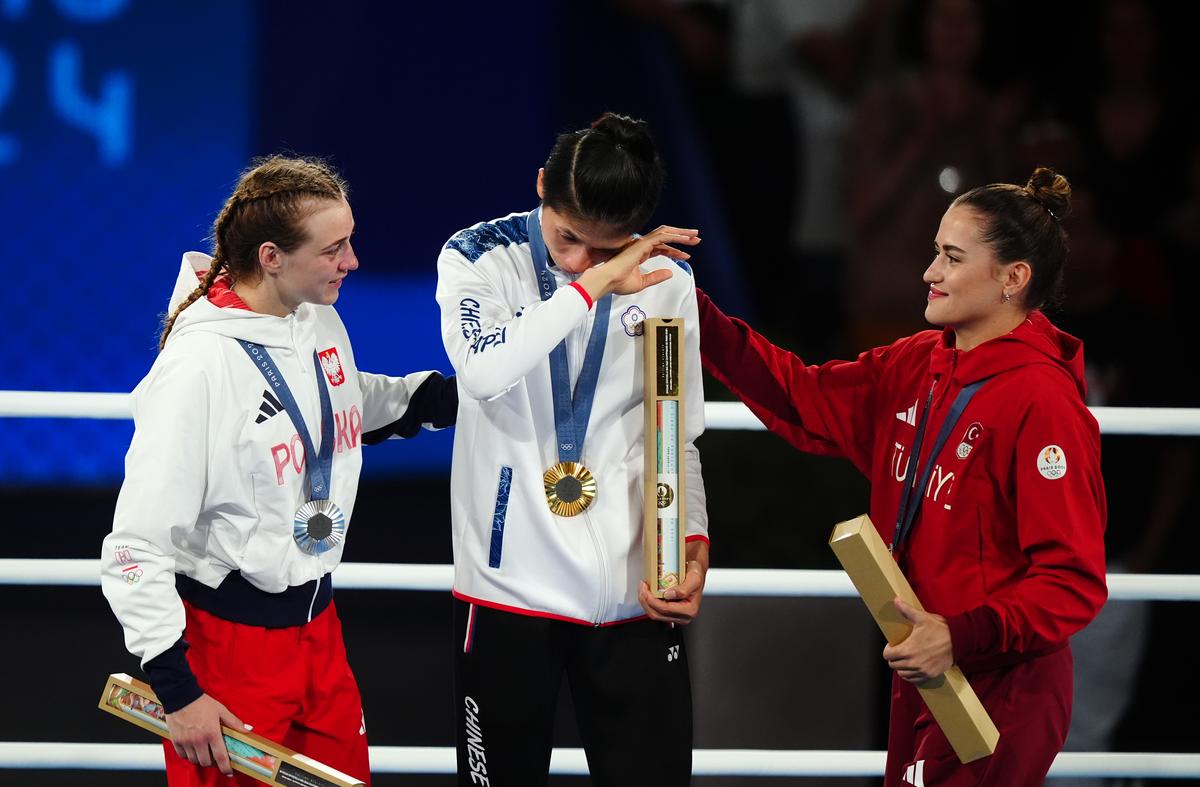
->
xmin=643 ymin=317 xmax=687 ymax=597
xmin=829 ymin=514 xmax=999 ymax=763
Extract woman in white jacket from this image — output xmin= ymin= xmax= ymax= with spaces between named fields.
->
xmin=436 ymin=113 xmax=708 ymax=786
xmin=101 ymin=156 xmax=456 ymax=786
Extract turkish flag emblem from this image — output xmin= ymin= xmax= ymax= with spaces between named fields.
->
xmin=318 ymin=347 xmax=345 ymax=386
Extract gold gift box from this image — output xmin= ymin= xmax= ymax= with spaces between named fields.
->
xmin=829 ymin=514 xmax=1000 ymax=763
xmin=643 ymin=317 xmax=687 ymax=597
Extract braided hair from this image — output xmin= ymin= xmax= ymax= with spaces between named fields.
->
xmin=158 ymin=155 xmax=348 ymax=349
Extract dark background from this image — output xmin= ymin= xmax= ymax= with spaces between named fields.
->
xmin=3 ymin=0 xmax=1198 ymax=783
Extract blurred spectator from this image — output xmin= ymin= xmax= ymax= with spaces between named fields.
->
xmin=1051 ymin=177 xmax=1167 ymax=786
xmin=783 ymin=0 xmax=903 ymax=354
xmin=1009 ymin=119 xmax=1085 ymax=191
xmin=1053 ymin=180 xmax=1168 ymax=406
xmin=841 ymin=0 xmax=1022 ymax=352
xmin=615 ymin=0 xmax=798 ymax=330
xmin=1046 ymin=122 xmax=1198 ymax=774
xmin=1144 ymin=128 xmax=1200 ymax=578
xmin=1063 ymin=0 xmax=1189 ymax=240
xmin=615 ymin=0 xmax=899 ymax=353
xmin=1167 ymin=130 xmax=1200 ymax=230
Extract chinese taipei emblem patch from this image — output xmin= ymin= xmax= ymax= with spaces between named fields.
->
xmin=1037 ymin=444 xmax=1067 ymax=479
xmin=621 ymin=305 xmax=647 ymax=337
xmin=318 ymin=347 xmax=345 ymax=386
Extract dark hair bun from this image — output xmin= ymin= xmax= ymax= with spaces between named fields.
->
xmin=590 ymin=112 xmax=656 ymax=162
xmin=541 ymin=111 xmax=665 ymax=232
xmin=1025 ymin=167 xmax=1071 ymax=221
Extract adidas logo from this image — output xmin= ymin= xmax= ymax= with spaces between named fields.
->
xmin=895 ymin=400 xmax=917 ymax=426
xmin=902 ymin=759 xmax=925 ymax=786
xmin=255 ymin=389 xmax=284 ymax=424
xmin=667 ymin=644 xmax=680 ymax=662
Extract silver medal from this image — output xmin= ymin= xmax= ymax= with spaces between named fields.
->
xmin=293 ymin=499 xmax=346 ymax=555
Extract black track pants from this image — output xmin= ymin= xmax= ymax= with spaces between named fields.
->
xmin=453 ymin=598 xmax=693 ymax=786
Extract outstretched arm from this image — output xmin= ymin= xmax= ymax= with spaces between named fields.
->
xmin=360 ymin=370 xmax=458 ymax=443
xmin=696 ymin=287 xmax=886 ymax=471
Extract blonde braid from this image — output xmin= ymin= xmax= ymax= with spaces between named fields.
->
xmin=157 ymin=195 xmax=239 ymax=350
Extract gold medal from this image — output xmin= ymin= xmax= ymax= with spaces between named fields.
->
xmin=543 ymin=461 xmax=597 ymax=517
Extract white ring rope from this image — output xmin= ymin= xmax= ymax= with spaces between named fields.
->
xmin=2 ymin=743 xmax=1198 ymax=778
xmin=3 ymin=390 xmax=1200 ymax=436
xmin=3 ymin=559 xmax=1198 ymax=601
xmin=705 ymin=401 xmax=1200 ymax=436
xmin=0 ymin=390 xmax=133 ymax=419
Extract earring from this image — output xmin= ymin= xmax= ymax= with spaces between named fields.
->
xmin=1001 ymin=291 xmax=1012 ymax=304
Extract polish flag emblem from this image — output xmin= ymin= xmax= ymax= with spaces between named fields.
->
xmin=318 ymin=347 xmax=345 ymax=386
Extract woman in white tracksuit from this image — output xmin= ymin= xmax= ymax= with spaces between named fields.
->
xmin=102 ymin=156 xmax=456 ymax=786
xmin=436 ymin=112 xmax=709 ymax=786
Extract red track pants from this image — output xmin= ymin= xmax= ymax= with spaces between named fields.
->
xmin=162 ymin=601 xmax=370 ymax=786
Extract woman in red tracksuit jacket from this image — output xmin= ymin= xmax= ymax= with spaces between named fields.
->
xmin=699 ymin=167 xmax=1107 ymax=785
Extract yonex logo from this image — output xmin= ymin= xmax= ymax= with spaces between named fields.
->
xmin=255 ymin=389 xmax=285 ymax=424
xmin=667 ymin=644 xmax=680 ymax=662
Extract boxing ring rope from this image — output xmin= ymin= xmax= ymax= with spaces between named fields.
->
xmin=3 ymin=559 xmax=1200 ymax=601
xmin=3 ymin=390 xmax=1199 ymax=779
xmin=3 ymin=741 xmax=1200 ymax=778
xmin=4 ymin=390 xmax=1200 ymax=436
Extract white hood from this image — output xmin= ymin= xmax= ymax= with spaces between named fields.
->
xmin=166 ymin=252 xmax=319 ymax=351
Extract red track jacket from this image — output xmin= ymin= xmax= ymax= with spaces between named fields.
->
xmin=697 ymin=291 xmax=1107 ymax=670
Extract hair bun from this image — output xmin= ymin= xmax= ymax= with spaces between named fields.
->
xmin=590 ymin=111 xmax=657 ymax=162
xmin=1025 ymin=167 xmax=1072 ymax=221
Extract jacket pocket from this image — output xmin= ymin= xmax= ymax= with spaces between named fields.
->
xmin=488 ymin=466 xmax=513 ymax=569
xmin=975 ymin=504 xmax=991 ymax=596
xmin=238 ymin=473 xmax=263 ymax=561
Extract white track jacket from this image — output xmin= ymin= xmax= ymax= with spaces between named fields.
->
xmin=437 ymin=210 xmax=709 ymax=625
xmin=103 ymin=252 xmax=446 ymax=673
